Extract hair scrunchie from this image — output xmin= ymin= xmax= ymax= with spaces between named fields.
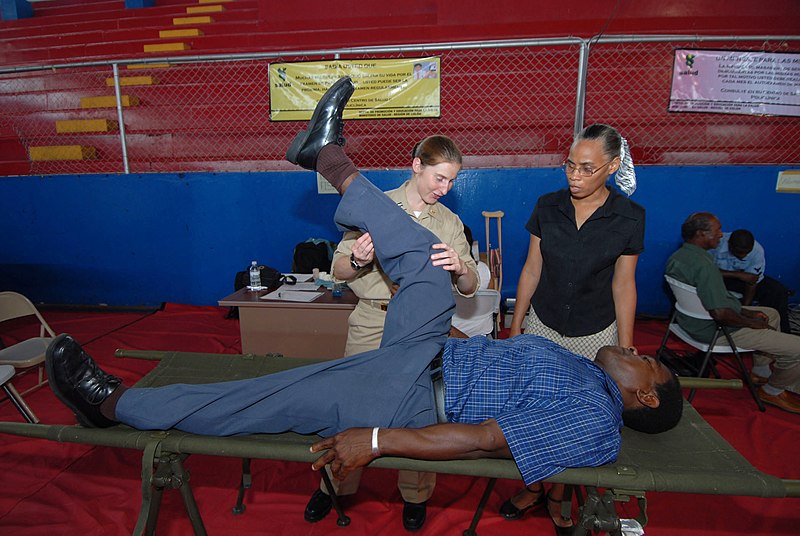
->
xmin=615 ymin=137 xmax=637 ymax=196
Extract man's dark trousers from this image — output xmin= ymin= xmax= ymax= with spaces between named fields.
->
xmin=116 ymin=175 xmax=455 ymax=436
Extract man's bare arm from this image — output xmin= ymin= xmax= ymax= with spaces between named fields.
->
xmin=718 ymin=269 xmax=758 ymax=304
xmin=710 ymin=307 xmax=770 ymax=329
xmin=719 ymin=269 xmax=758 ymax=286
xmin=310 ymin=420 xmax=510 ymax=480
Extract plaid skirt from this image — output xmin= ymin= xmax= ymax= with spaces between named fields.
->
xmin=525 ymin=308 xmax=618 ymax=360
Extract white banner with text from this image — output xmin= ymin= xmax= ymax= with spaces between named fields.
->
xmin=669 ymin=49 xmax=800 ymax=117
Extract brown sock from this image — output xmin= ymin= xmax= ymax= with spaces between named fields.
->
xmin=100 ymin=383 xmax=128 ymax=422
xmin=316 ymin=144 xmax=357 ymax=194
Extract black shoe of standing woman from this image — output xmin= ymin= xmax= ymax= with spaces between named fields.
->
xmin=499 ymin=487 xmax=546 ymax=520
xmin=285 ymin=76 xmax=355 ymax=171
xmin=547 ymin=491 xmax=574 ymax=536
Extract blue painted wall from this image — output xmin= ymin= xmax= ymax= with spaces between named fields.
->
xmin=1 ymin=166 xmax=797 ymax=315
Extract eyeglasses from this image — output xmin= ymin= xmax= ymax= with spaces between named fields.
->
xmin=562 ymin=159 xmax=612 ymax=178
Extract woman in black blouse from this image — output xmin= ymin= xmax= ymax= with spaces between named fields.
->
xmin=500 ymin=124 xmax=644 ymax=533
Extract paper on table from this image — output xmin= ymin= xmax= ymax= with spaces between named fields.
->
xmin=284 ymin=273 xmax=314 ymax=282
xmin=289 ymin=282 xmax=322 ymax=291
xmin=261 ymin=290 xmax=323 ymax=302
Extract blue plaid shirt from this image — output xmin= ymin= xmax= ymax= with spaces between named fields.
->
xmin=442 ymin=335 xmax=624 ymax=485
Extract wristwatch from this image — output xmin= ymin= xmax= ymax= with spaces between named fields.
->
xmin=350 ymin=253 xmax=364 ymax=271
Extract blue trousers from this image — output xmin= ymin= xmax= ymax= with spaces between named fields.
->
xmin=117 ymin=175 xmax=455 ymax=436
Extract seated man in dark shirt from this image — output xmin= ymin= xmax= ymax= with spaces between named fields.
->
xmin=710 ymin=228 xmax=792 ymax=334
xmin=47 ymin=77 xmax=683 ymax=503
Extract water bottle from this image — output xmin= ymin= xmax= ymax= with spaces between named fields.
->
xmin=248 ymin=261 xmax=261 ymax=290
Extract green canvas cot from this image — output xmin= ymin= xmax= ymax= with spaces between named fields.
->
xmin=0 ymin=350 xmax=797 ymax=536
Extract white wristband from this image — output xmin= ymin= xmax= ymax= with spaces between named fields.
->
xmin=371 ymin=426 xmax=380 ymax=456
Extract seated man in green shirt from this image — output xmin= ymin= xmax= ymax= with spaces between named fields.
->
xmin=665 ymin=212 xmax=800 ymax=414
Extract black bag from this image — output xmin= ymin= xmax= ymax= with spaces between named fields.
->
xmin=234 ymin=264 xmax=285 ymax=290
xmin=292 ymin=240 xmax=335 ymax=273
xmin=227 ymin=265 xmax=297 ymax=319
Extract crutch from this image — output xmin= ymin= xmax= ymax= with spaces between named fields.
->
xmin=481 ymin=210 xmax=504 ymax=292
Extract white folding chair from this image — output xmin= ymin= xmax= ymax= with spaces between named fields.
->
xmin=451 ymin=289 xmax=501 ymax=338
xmin=657 ymin=276 xmax=764 ymax=411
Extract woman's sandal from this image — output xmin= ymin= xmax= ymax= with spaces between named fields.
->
xmin=546 ymin=491 xmax=575 ymax=535
xmin=499 ymin=486 xmax=546 ymax=520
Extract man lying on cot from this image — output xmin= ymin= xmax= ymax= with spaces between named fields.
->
xmin=46 ymin=76 xmax=683 ymax=490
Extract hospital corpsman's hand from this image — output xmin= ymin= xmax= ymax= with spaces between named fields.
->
xmin=310 ymin=428 xmax=377 ymax=480
xmin=351 ymin=232 xmax=375 ymax=267
xmin=430 ymin=242 xmax=466 ymax=276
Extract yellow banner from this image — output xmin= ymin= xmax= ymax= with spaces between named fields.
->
xmin=269 ymin=58 xmax=441 ymax=121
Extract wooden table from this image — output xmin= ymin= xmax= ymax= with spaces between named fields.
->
xmin=218 ymin=286 xmax=358 ymax=359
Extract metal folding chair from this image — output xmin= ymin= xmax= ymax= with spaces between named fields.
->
xmin=0 ymin=364 xmax=37 ymax=423
xmin=0 ymin=291 xmax=56 ymax=422
xmin=657 ymin=276 xmax=765 ymax=411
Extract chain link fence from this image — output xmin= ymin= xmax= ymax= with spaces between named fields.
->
xmin=584 ymin=39 xmax=800 ymax=165
xmin=0 ymin=37 xmax=798 ymax=176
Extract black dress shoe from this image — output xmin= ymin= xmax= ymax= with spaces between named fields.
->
xmin=303 ymin=489 xmax=333 ymax=523
xmin=45 ymin=334 xmax=121 ymax=428
xmin=499 ymin=488 xmax=546 ymax=520
xmin=285 ymin=76 xmax=355 ymax=170
xmin=402 ymin=500 xmax=427 ymax=532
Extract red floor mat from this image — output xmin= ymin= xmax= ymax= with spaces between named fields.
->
xmin=0 ymin=309 xmax=797 ymax=535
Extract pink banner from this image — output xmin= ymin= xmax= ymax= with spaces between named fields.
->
xmin=669 ymin=49 xmax=800 ymax=117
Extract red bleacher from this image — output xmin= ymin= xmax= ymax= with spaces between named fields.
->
xmin=0 ymin=0 xmax=261 ymax=66
xmin=0 ymin=0 xmax=269 ymax=175
xmin=1 ymin=1 xmax=798 ymax=176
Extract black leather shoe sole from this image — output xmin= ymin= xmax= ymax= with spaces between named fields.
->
xmin=402 ymin=501 xmax=427 ymax=532
xmin=304 ymin=489 xmax=333 ymax=523
xmin=285 ymin=130 xmax=312 ymax=167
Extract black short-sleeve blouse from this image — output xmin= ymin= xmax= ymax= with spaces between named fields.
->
xmin=526 ymin=187 xmax=645 ymax=337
